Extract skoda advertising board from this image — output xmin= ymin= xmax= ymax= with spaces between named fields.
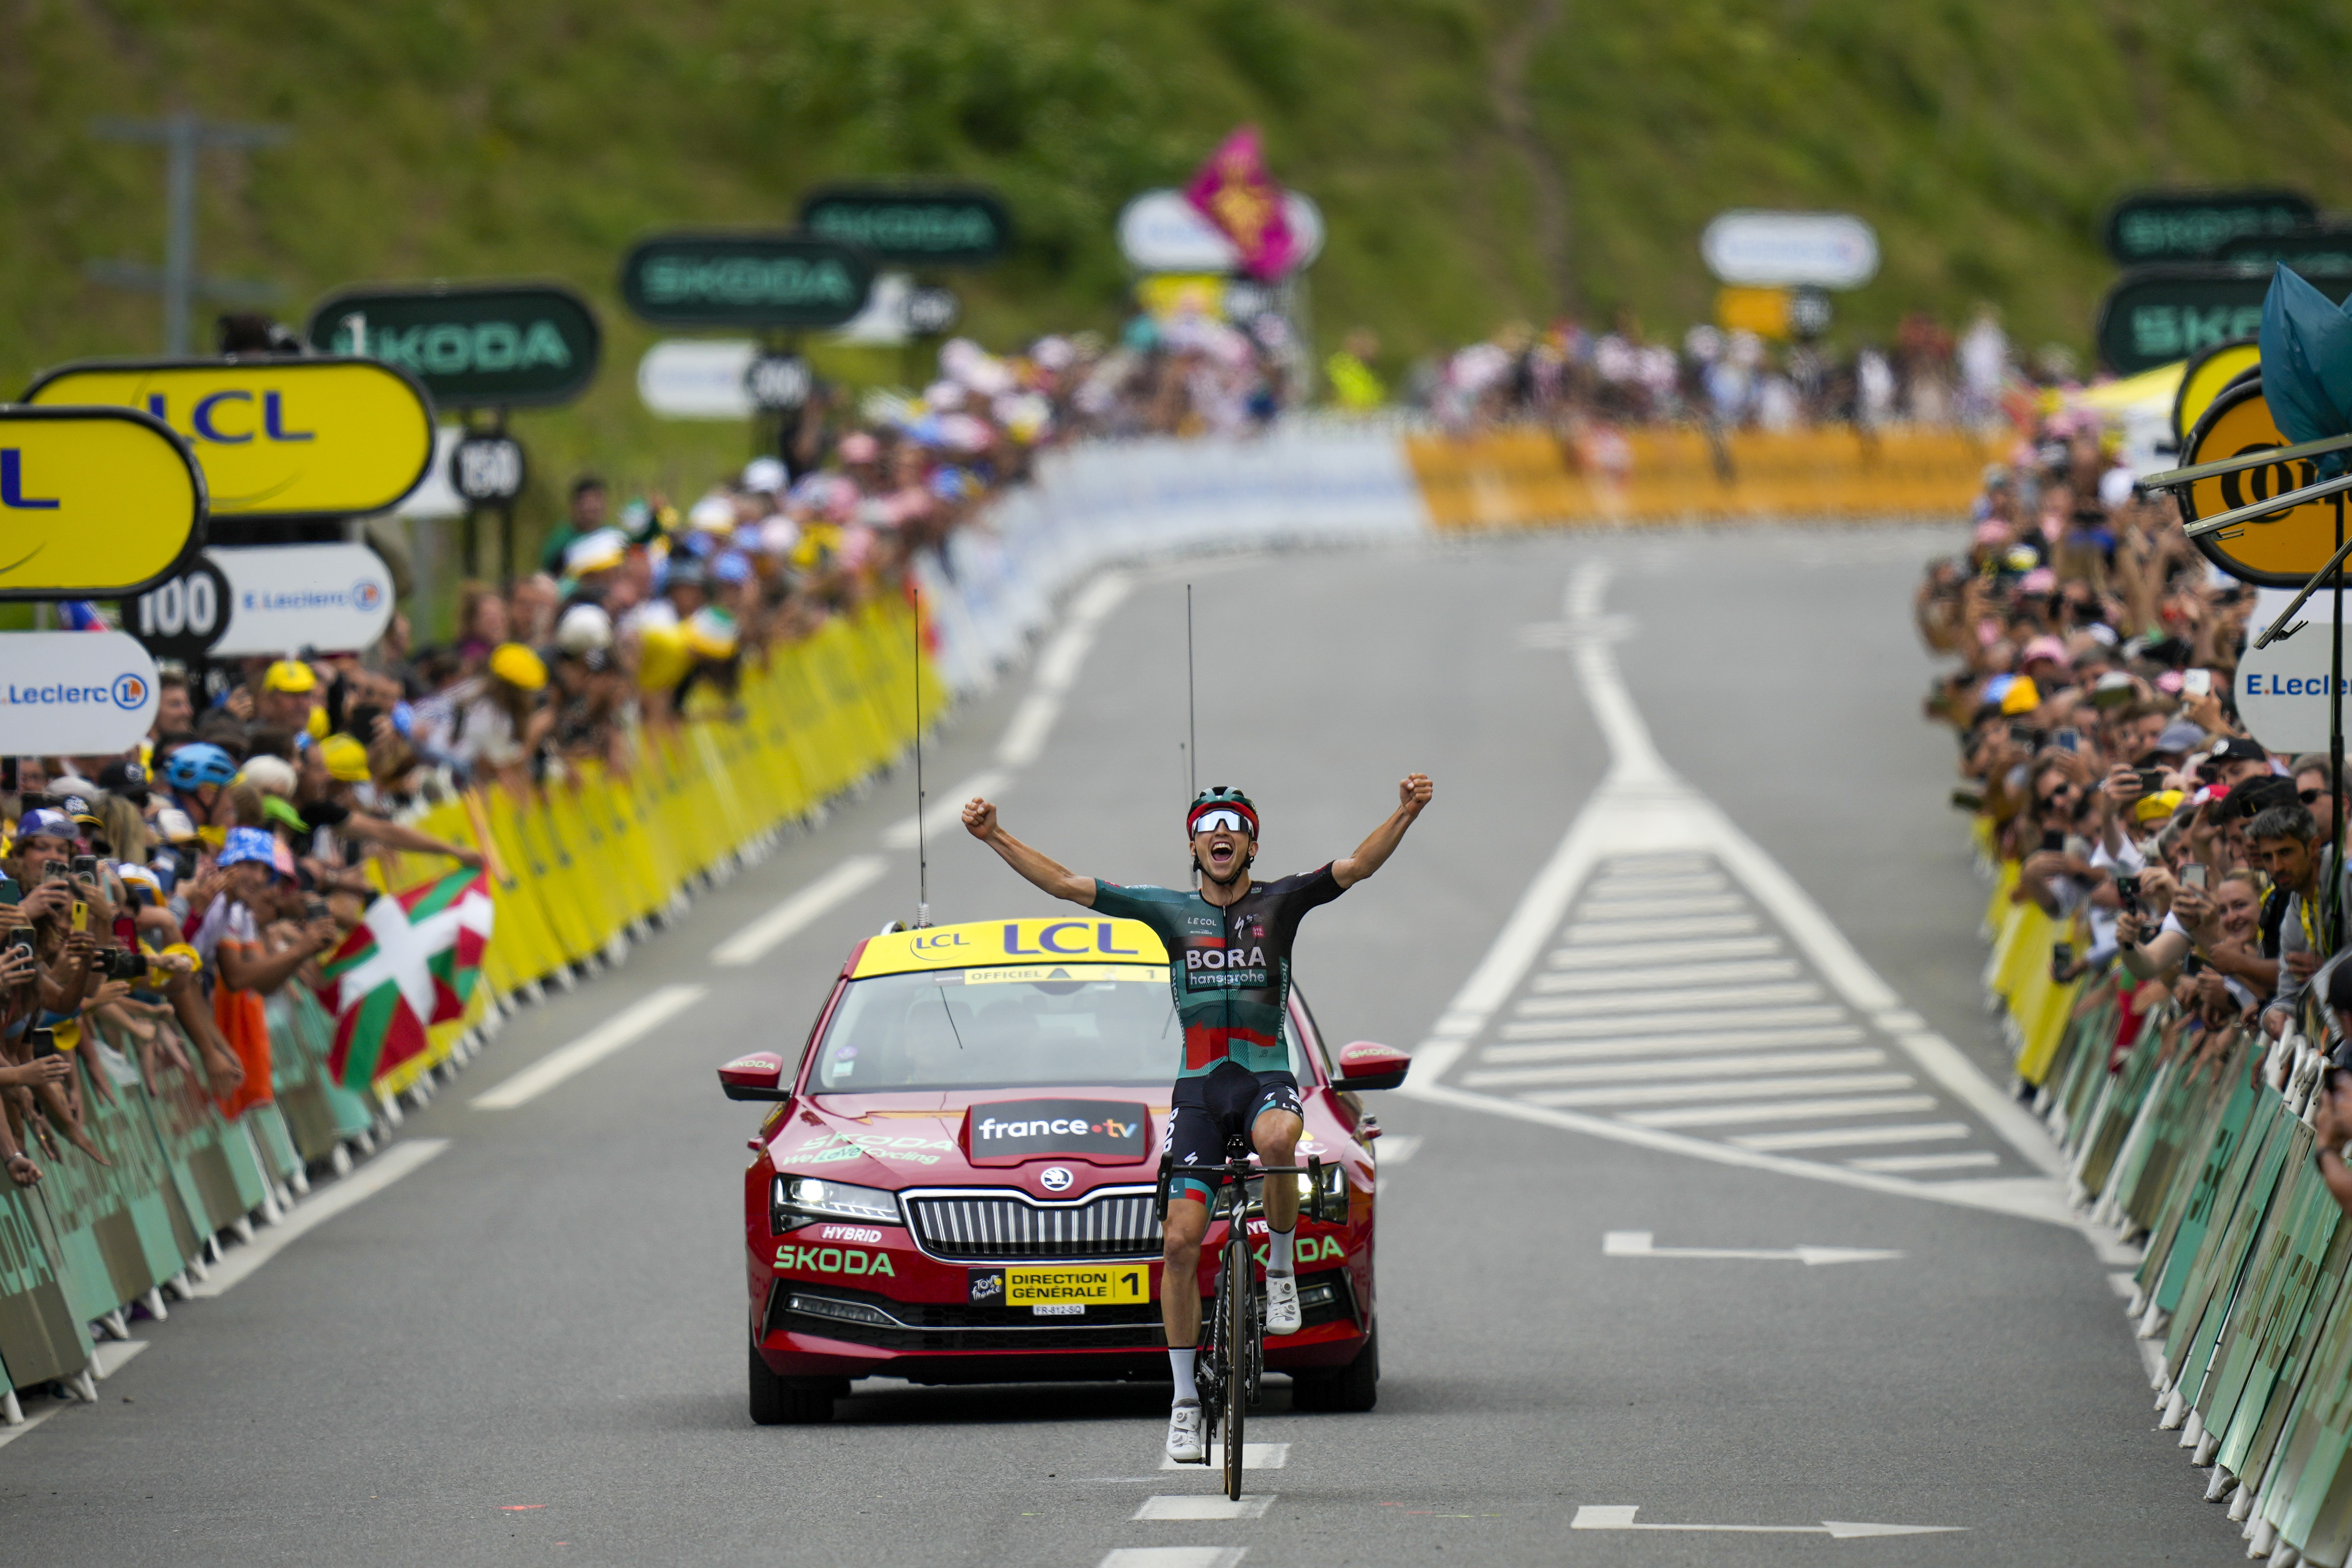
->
xmin=798 ymin=187 xmax=1011 ymax=267
xmin=2102 ymin=189 xmax=2316 ymax=266
xmin=619 ymin=233 xmax=875 ymax=328
xmin=2096 ymin=265 xmax=2352 ymax=375
xmin=0 ymin=407 xmax=206 ymax=600
xmin=303 ymin=283 xmax=601 ymax=407
xmin=209 ymin=542 xmax=396 ymax=656
xmin=24 ymin=357 xmax=435 ymax=518
xmin=0 ymin=632 xmax=160 ymax=753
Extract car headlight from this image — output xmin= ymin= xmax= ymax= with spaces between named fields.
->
xmin=772 ymin=1176 xmax=903 ymax=1232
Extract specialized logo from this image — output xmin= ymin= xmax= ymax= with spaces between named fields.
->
xmin=774 ymin=1243 xmax=896 ymax=1278
xmin=1039 ymin=1167 xmax=1073 ymax=1192
xmin=967 ymin=1099 xmax=1150 ymax=1161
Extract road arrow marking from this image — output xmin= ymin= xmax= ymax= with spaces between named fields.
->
xmin=1603 ymin=1230 xmax=1903 ymax=1266
xmin=1572 ymin=1505 xmax=1960 ymax=1537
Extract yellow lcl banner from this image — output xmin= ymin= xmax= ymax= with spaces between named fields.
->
xmin=0 ymin=407 xmax=205 ymax=599
xmin=25 ymin=357 xmax=434 ymax=518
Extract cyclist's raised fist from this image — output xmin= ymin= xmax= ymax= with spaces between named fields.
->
xmin=962 ymin=797 xmax=998 ymax=839
xmin=1398 ymin=774 xmax=1434 ymax=816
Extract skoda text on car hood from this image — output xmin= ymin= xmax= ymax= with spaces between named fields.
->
xmin=727 ymin=916 xmax=1400 ymax=1415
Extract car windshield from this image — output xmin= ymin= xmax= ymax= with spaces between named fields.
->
xmin=807 ymin=965 xmax=1318 ymax=1093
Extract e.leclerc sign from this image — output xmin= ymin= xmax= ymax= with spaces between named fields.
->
xmin=798 ymin=188 xmax=1010 ymax=267
xmin=303 ymin=283 xmax=601 ymax=408
xmin=210 ymin=542 xmax=396 ymax=656
xmin=2095 ymin=265 xmax=2352 ymax=375
xmin=24 ymin=357 xmax=435 ymax=518
xmin=0 ymin=631 xmax=160 ymax=754
xmin=619 ymin=233 xmax=875 ymax=328
xmin=2102 ymin=189 xmax=2316 ymax=266
xmin=0 ymin=407 xmax=206 ymax=601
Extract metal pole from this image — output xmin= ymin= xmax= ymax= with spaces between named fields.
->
xmin=163 ymin=112 xmax=196 ymax=356
xmin=2333 ymin=493 xmax=2346 ymax=954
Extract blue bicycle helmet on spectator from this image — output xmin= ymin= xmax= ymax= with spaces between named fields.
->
xmin=163 ymin=742 xmax=238 ymax=791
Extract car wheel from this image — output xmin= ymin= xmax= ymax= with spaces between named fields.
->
xmin=749 ymin=1348 xmax=837 ymax=1426
xmin=1293 ymin=1326 xmax=1378 ymax=1413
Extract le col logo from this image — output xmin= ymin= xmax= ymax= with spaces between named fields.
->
xmin=817 ymin=1225 xmax=882 ymax=1244
xmin=774 ymin=1243 xmax=896 ymax=1278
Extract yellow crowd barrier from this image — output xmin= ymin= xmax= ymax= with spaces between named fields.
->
xmin=1403 ymin=426 xmax=1992 ymax=530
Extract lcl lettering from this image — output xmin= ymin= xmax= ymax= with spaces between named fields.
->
xmin=0 ymin=450 xmax=59 ymax=510
xmin=147 ymin=390 xmax=315 ymax=445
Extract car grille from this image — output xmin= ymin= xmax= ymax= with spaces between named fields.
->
xmin=903 ymin=1186 xmax=1159 ymax=1263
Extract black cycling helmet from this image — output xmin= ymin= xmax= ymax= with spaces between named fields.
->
xmin=1186 ymin=786 xmax=1258 ymax=838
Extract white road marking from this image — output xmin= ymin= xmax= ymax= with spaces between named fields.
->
xmin=1524 ymin=1072 xmax=1915 ymax=1109
xmin=1133 ymin=1495 xmax=1275 ymax=1520
xmin=1622 ymin=1093 xmax=1939 ymax=1130
xmin=1546 ymin=937 xmax=1782 ymax=970
xmin=0 ymin=1341 xmax=152 ymax=1451
xmin=709 ymin=856 xmax=890 ymax=966
xmin=998 ymin=573 xmax=1133 ymax=768
xmin=1511 ymin=983 xmax=1823 ymax=1017
xmin=1573 ymin=895 xmax=1748 ymax=918
xmin=882 ymin=771 xmax=1006 ymax=850
xmin=1479 ymin=1026 xmax=1867 ymax=1065
xmin=186 ymin=1139 xmax=451 ymax=1297
xmin=1586 ymin=874 xmax=1729 ymax=897
xmin=993 ymin=694 xmax=1062 ymax=770
xmin=1478 ymin=1047 xmax=1886 ymax=1085
xmin=1163 ymin=1442 xmax=1286 ymax=1470
xmin=1499 ymin=1008 xmax=1849 ymax=1042
xmin=1603 ymin=1231 xmax=1904 ymax=1266
xmin=1733 ymin=1122 xmax=1972 ymax=1152
xmin=1374 ymin=1134 xmax=1424 ymax=1166
xmin=1847 ymin=1151 xmax=1999 ymax=1173
xmin=1098 ymin=1550 xmax=1248 ymax=1568
xmin=472 ymin=986 xmax=707 ymax=1109
xmin=1563 ymin=914 xmax=1760 ymax=942
xmin=1571 ymin=1505 xmax=1959 ymax=1537
xmin=1532 ymin=959 xmax=1801 ymax=993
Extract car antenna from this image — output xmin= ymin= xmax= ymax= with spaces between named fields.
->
xmin=1186 ymin=582 xmax=1198 ymax=888
xmin=913 ymin=586 xmax=931 ymax=929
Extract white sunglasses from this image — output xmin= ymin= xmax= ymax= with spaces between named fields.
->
xmin=1191 ymin=809 xmax=1252 ymax=835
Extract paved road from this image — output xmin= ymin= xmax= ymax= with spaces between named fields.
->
xmin=2 ymin=528 xmax=2241 ymax=1565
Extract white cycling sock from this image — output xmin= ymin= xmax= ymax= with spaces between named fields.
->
xmin=1169 ymin=1347 xmax=1198 ymax=1404
xmin=1268 ymin=1222 xmax=1295 ymax=1276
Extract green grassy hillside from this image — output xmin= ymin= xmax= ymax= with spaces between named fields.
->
xmin=7 ymin=0 xmax=2350 ymax=536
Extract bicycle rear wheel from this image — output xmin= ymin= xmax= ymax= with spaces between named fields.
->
xmin=1223 ymin=1230 xmax=1249 ymax=1500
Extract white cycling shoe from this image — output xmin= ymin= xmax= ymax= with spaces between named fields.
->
xmin=1264 ymin=1273 xmax=1302 ymax=1336
xmin=1166 ymin=1400 xmax=1205 ymax=1462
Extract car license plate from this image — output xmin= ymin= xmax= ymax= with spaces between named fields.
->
xmin=1004 ymin=1264 xmax=1149 ymax=1307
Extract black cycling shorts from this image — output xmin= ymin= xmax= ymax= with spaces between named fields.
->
xmin=1165 ymin=1061 xmax=1303 ymax=1204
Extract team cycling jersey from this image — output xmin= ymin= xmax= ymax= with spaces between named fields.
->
xmin=1090 ymin=867 xmax=1345 ymax=1079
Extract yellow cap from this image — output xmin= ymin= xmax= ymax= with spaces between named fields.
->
xmin=319 ymin=734 xmax=371 ymax=782
xmin=489 ymin=642 xmax=547 ymax=692
xmin=2000 ymin=676 xmax=2041 ymax=716
xmin=306 ymin=705 xmax=329 ymax=740
xmin=263 ymin=659 xmax=318 ymax=694
xmin=2135 ymin=789 xmax=2184 ymax=823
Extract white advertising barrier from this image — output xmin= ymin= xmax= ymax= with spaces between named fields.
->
xmin=918 ymin=421 xmax=1429 ymax=694
xmin=2239 ymin=587 xmax=2349 ymax=753
xmin=212 ymin=542 xmax=396 ymax=656
xmin=0 ymin=632 xmax=160 ymax=753
xmin=1701 ymin=210 xmax=1880 ymax=289
xmin=638 ymin=339 xmax=758 ymax=419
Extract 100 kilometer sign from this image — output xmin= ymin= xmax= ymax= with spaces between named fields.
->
xmin=619 ymin=234 xmax=875 ymax=328
xmin=304 ymin=283 xmax=601 ymax=408
xmin=24 ymin=358 xmax=435 ymax=518
xmin=0 ymin=407 xmax=206 ymax=600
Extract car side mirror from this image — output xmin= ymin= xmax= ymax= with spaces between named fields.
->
xmin=1336 ymin=1041 xmax=1411 ymax=1091
xmin=719 ymin=1050 xmax=792 ymax=1101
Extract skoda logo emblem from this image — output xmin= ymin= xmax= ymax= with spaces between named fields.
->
xmin=1039 ymin=1167 xmax=1073 ymax=1192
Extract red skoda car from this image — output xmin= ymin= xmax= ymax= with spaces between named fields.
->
xmin=721 ymin=916 xmax=1410 ymax=1424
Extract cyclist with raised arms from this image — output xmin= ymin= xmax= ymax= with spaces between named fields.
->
xmin=962 ymin=774 xmax=1434 ymax=1461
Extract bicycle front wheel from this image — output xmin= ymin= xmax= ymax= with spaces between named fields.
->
xmin=1223 ymin=1230 xmax=1249 ymax=1501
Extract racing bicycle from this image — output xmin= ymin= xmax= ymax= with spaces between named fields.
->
xmin=1155 ymin=1136 xmax=1348 ymax=1501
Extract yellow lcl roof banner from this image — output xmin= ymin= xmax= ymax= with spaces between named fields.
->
xmin=0 ymin=407 xmax=206 ymax=600
xmin=24 ymin=356 xmax=434 ymax=518
xmin=852 ymin=918 xmax=1170 ymax=978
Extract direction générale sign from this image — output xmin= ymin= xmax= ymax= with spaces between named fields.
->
xmin=2179 ymin=377 xmax=2348 ymax=588
xmin=0 ymin=407 xmax=205 ymax=601
xmin=798 ymin=187 xmax=1011 ymax=267
xmin=619 ymin=233 xmax=875 ymax=328
xmin=2095 ymin=265 xmax=2352 ymax=375
xmin=2103 ymin=189 xmax=2316 ymax=266
xmin=303 ymin=283 xmax=601 ymax=407
xmin=23 ymin=357 xmax=435 ymax=518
